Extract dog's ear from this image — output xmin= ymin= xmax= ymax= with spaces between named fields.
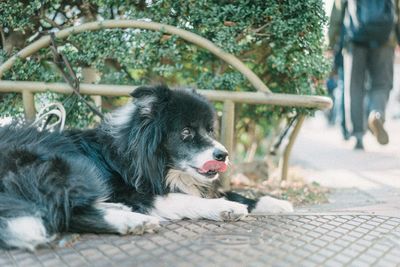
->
xmin=130 ymin=85 xmax=171 ymax=100
xmin=130 ymin=115 xmax=167 ymax=195
xmin=130 ymin=85 xmax=171 ymax=117
xmin=130 ymin=86 xmax=156 ymax=99
xmin=116 ymin=85 xmax=170 ymax=194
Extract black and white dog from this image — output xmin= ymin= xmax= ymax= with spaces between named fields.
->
xmin=0 ymin=85 xmax=292 ymax=250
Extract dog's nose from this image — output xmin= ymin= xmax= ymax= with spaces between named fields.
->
xmin=213 ymin=149 xmax=228 ymax=162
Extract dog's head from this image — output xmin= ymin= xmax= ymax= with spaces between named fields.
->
xmin=105 ymin=85 xmax=229 ymax=194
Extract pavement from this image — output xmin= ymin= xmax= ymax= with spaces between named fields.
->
xmin=1 ymin=214 xmax=400 ymax=267
xmin=291 ymin=93 xmax=400 ymax=217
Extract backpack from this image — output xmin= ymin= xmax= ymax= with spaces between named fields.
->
xmin=343 ymin=0 xmax=396 ymax=47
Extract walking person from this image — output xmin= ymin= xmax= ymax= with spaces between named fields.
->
xmin=330 ymin=0 xmax=400 ymax=149
xmin=328 ymin=1 xmax=350 ymax=140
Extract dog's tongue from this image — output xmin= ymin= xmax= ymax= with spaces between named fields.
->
xmin=198 ymin=160 xmax=228 ymax=173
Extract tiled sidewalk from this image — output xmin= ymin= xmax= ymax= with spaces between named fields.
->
xmin=292 ymin=111 xmax=400 ymax=216
xmin=1 ymin=214 xmax=400 ymax=267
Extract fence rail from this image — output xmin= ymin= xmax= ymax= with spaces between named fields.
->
xmin=0 ymin=80 xmax=332 ymax=182
xmin=0 ymin=81 xmax=332 ymax=109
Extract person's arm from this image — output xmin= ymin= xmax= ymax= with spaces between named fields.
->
xmin=328 ymin=0 xmax=345 ymax=49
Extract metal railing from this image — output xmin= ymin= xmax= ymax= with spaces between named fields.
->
xmin=0 ymin=20 xmax=332 ymax=185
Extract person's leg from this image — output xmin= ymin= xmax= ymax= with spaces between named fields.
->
xmin=368 ymin=45 xmax=394 ymax=118
xmin=338 ymin=66 xmax=350 ymax=140
xmin=326 ymin=75 xmax=338 ymax=125
xmin=366 ymin=44 xmax=394 ymax=145
xmin=343 ymin=43 xmax=367 ymax=149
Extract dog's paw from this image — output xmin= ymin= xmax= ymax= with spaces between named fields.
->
xmin=142 ymin=216 xmax=161 ymax=234
xmin=6 ymin=216 xmax=56 ymax=251
xmin=251 ymin=196 xmax=294 ymax=213
xmin=208 ymin=199 xmax=248 ymax=222
xmin=219 ymin=209 xmax=246 ymax=221
xmin=103 ymin=209 xmax=160 ymax=235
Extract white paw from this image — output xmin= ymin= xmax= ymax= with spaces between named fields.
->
xmin=251 ymin=196 xmax=294 ymax=213
xmin=207 ymin=199 xmax=248 ymax=221
xmin=102 ymin=208 xmax=160 ymax=235
xmin=7 ymin=216 xmax=55 ymax=251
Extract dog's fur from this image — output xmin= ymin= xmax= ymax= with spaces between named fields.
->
xmin=0 ymin=85 xmax=292 ymax=250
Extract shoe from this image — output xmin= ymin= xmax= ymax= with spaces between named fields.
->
xmin=368 ymin=111 xmax=389 ymax=145
xmin=354 ymin=137 xmax=364 ymax=150
xmin=342 ymin=128 xmax=350 ymax=141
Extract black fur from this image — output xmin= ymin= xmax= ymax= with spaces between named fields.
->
xmin=0 ymin=85 xmax=259 ymax=249
xmin=223 ymin=192 xmax=257 ymax=212
xmin=0 ymin=126 xmax=112 ymax=241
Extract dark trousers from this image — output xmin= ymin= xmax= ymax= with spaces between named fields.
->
xmin=343 ymin=43 xmax=394 ymax=136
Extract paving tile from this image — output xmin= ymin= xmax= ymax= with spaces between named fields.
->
xmin=0 ymin=215 xmax=399 ymax=267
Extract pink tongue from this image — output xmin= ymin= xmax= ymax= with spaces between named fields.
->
xmin=198 ymin=160 xmax=228 ymax=173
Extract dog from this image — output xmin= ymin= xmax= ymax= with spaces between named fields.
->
xmin=0 ymin=85 xmax=292 ymax=250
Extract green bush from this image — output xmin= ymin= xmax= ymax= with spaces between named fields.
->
xmin=0 ymin=0 xmax=329 ymax=157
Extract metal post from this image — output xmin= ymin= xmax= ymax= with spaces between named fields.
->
xmin=279 ymin=114 xmax=305 ymax=180
xmin=91 ymin=95 xmax=102 ymax=111
xmin=82 ymin=67 xmax=102 ymax=121
xmin=220 ymin=100 xmax=235 ymax=190
xmin=22 ymin=90 xmax=36 ymax=121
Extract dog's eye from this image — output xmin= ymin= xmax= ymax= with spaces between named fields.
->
xmin=181 ymin=127 xmax=194 ymax=140
xmin=207 ymin=127 xmax=214 ymax=135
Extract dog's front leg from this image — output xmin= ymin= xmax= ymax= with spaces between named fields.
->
xmin=149 ymin=193 xmax=248 ymax=221
xmin=223 ymin=192 xmax=294 ymax=213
